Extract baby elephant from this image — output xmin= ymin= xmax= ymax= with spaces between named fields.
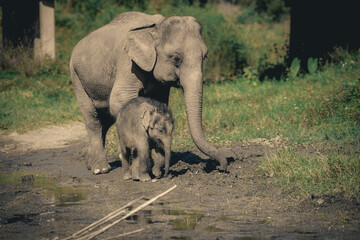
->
xmin=117 ymin=97 xmax=174 ymax=181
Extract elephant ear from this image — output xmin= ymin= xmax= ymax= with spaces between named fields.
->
xmin=124 ymin=29 xmax=157 ymax=72
xmin=140 ymin=102 xmax=156 ymax=131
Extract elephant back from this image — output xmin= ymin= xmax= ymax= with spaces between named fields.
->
xmin=109 ymin=12 xmax=165 ymax=31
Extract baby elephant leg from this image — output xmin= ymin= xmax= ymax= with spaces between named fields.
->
xmin=131 ymin=153 xmax=151 ymax=182
xmin=151 ymin=149 xmax=165 ymax=178
xmin=119 ymin=152 xmax=132 ymax=180
xmin=130 ymin=158 xmax=139 ymax=180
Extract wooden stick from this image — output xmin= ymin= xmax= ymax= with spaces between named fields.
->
xmin=101 ymin=228 xmax=144 ymax=240
xmin=80 ymin=185 xmax=177 ymax=240
xmin=64 ymin=196 xmax=144 ymax=240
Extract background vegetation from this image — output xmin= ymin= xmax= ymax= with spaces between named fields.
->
xmin=1 ymin=0 xmax=359 ymax=200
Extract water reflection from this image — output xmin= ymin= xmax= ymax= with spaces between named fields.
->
xmin=54 ymin=186 xmax=87 ymax=206
xmin=123 ymin=207 xmax=204 ymax=231
xmin=0 ymin=171 xmax=87 ymax=206
xmin=169 ymin=210 xmax=203 ymax=231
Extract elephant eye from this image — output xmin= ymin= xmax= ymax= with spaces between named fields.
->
xmin=169 ymin=55 xmax=181 ymax=67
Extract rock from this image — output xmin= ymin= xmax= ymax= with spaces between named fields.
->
xmin=316 ymin=198 xmax=325 ymax=205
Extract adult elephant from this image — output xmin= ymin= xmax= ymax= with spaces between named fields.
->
xmin=70 ymin=12 xmax=237 ymax=175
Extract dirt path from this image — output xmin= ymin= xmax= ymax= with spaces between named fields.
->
xmin=0 ymin=123 xmax=359 ymax=239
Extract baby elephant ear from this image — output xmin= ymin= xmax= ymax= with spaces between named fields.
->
xmin=140 ymin=102 xmax=155 ymax=131
xmin=124 ymin=30 xmax=156 ymax=72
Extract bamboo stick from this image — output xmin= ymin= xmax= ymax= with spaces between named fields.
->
xmin=78 ymin=185 xmax=177 ymax=240
xmin=64 ymin=196 xmax=144 ymax=240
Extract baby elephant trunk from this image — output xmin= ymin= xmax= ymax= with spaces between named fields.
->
xmin=164 ymin=137 xmax=171 ymax=177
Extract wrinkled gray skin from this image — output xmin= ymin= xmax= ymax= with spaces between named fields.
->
xmin=70 ymin=12 xmax=237 ymax=174
xmin=117 ymin=97 xmax=174 ymax=181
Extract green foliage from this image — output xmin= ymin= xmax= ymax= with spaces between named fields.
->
xmin=235 ymin=0 xmax=289 ymax=22
xmin=113 ymin=0 xmax=148 ymax=11
xmin=254 ymin=0 xmax=289 ymax=21
xmin=74 ymin=0 xmax=104 ymax=18
xmin=288 ymin=57 xmax=300 ymax=80
xmin=239 ymin=66 xmax=259 ymax=86
xmin=237 ymin=2 xmax=272 ymax=24
xmin=55 ymin=9 xmax=78 ymax=28
xmin=307 ymin=57 xmax=318 ymax=74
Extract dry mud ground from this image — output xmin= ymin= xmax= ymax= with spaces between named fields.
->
xmin=0 ymin=122 xmax=359 ymax=240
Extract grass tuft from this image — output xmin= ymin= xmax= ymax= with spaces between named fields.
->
xmin=259 ymin=148 xmax=360 ymax=200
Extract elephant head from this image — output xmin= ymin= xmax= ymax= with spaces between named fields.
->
xmin=125 ymin=15 xmax=237 ymax=171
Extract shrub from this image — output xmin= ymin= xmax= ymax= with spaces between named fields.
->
xmin=307 ymin=57 xmax=318 ymax=74
xmin=288 ymin=57 xmax=300 ymax=80
xmin=0 ymin=45 xmax=65 ymax=77
xmin=0 ymin=45 xmax=37 ymax=76
xmin=234 ymin=0 xmax=289 ymax=21
xmin=254 ymin=0 xmax=289 ymax=21
xmin=114 ymin=0 xmax=148 ymax=11
xmin=237 ymin=2 xmax=272 ymax=24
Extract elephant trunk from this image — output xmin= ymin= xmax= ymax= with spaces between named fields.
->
xmin=164 ymin=137 xmax=171 ymax=177
xmin=180 ymin=65 xmax=232 ymax=171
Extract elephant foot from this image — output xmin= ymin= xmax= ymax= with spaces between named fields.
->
xmin=132 ymin=172 xmax=151 ymax=182
xmin=130 ymin=159 xmax=151 ymax=181
xmin=91 ymin=161 xmax=111 ymax=175
xmin=152 ymin=167 xmax=162 ymax=179
xmin=86 ymin=152 xmax=111 ymax=174
xmin=123 ymin=171 xmax=132 ymax=180
xmin=139 ymin=173 xmax=151 ymax=182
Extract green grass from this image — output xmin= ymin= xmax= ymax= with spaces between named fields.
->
xmin=0 ymin=69 xmax=81 ymax=133
xmin=259 ymin=148 xmax=360 ymax=201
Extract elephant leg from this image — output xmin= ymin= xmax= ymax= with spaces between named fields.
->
xmin=119 ymin=146 xmax=132 ymax=180
xmin=131 ymin=159 xmax=151 ymax=182
xmin=139 ymin=154 xmax=151 ymax=182
xmin=85 ymin=109 xmax=113 ymax=175
xmin=72 ymin=70 xmax=113 ymax=174
xmin=151 ymin=148 xmax=164 ymax=178
xmin=130 ymin=158 xmax=139 ymax=180
xmin=131 ymin=147 xmax=151 ymax=182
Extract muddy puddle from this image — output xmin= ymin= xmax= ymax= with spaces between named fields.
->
xmin=0 ymin=171 xmax=87 ymax=207
xmin=1 ymin=127 xmax=360 ymax=239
